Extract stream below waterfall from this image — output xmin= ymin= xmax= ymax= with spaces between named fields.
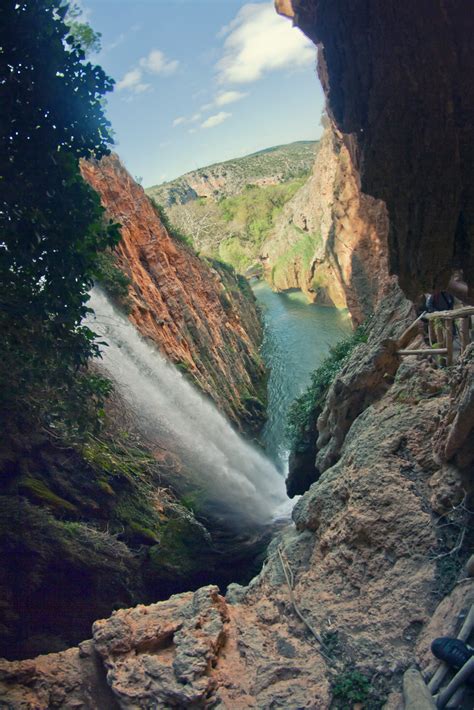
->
xmin=252 ymin=281 xmax=352 ymax=474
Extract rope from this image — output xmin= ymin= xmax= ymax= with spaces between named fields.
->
xmin=277 ymin=544 xmax=333 ymax=662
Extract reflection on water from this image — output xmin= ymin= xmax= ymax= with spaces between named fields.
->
xmin=252 ymin=281 xmax=352 ymax=473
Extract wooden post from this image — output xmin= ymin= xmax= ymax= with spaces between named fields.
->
xmin=435 ymin=656 xmax=474 ymax=708
xmin=398 ymin=348 xmax=448 ymax=356
xmin=460 ymin=317 xmax=469 ymax=354
xmin=445 ymin=320 xmax=453 ymax=365
xmin=428 ymin=320 xmax=436 ymax=347
xmin=435 ymin=321 xmax=445 ymax=347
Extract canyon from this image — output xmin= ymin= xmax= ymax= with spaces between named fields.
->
xmin=1 ymin=0 xmax=474 ymax=708
xmin=81 ymin=155 xmax=268 ymax=434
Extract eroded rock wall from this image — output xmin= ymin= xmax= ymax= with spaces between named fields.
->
xmin=282 ymin=0 xmax=474 ymax=300
xmin=81 ymin=155 xmax=266 ymax=433
xmin=2 ymin=352 xmax=471 ymax=707
xmin=262 ymin=125 xmax=390 ymax=324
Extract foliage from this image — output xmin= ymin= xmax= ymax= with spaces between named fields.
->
xmin=64 ymin=1 xmax=102 ymax=55
xmin=287 ymin=321 xmax=371 ymax=452
xmin=147 ymin=140 xmax=317 ymax=203
xmin=0 ymin=0 xmax=117 ymax=437
xmin=82 ymin=434 xmax=156 ymax=485
xmin=270 ymin=229 xmax=322 ymax=286
xmin=93 ymin=251 xmax=132 ymax=313
xmin=159 ymin=177 xmax=309 ymax=274
xmin=199 ymin=179 xmax=303 ymax=272
xmin=331 ymin=670 xmax=371 ymax=708
xmin=218 ymin=236 xmax=255 ymax=272
xmin=150 ymin=198 xmax=194 ymax=248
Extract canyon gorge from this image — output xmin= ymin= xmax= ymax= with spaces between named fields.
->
xmin=1 ymin=1 xmax=474 ymax=709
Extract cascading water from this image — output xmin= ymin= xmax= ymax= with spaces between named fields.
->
xmin=86 ymin=288 xmax=288 ymax=529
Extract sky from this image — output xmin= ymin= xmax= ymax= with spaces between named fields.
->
xmin=84 ymin=0 xmax=325 ymax=187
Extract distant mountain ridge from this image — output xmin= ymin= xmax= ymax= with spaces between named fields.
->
xmin=146 ymin=141 xmax=318 ymax=206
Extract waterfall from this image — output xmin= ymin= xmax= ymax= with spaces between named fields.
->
xmin=86 ymin=288 xmax=288 ymax=528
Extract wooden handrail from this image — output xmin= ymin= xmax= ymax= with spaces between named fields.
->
xmin=424 ymin=306 xmax=474 ymax=320
xmin=397 ymin=307 xmax=472 ymax=365
xmin=398 ymin=348 xmax=447 ymax=356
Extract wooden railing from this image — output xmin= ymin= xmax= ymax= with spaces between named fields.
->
xmin=397 ymin=306 xmax=474 ymax=365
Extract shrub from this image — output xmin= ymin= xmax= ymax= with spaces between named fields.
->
xmin=270 ymin=229 xmax=321 ymax=286
xmin=287 ymin=321 xmax=371 ymax=453
xmin=150 ymin=198 xmax=194 ymax=248
xmin=93 ymin=251 xmax=132 ymax=313
xmin=331 ymin=670 xmax=371 ymax=707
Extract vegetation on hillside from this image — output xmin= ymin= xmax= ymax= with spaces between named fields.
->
xmin=149 ymin=197 xmax=194 ymax=248
xmin=270 ymin=228 xmax=322 ymax=286
xmin=166 ymin=178 xmax=306 ymax=273
xmin=147 ymin=141 xmax=317 ymax=206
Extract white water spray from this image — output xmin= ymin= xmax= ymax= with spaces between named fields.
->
xmin=86 ymin=289 xmax=288 ymax=528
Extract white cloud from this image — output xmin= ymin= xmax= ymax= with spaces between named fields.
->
xmin=116 ymin=68 xmax=151 ymax=94
xmin=139 ymin=49 xmax=179 ymax=76
xmin=201 ymin=112 xmax=232 ymax=129
xmin=215 ymin=90 xmax=247 ymax=106
xmin=104 ymin=32 xmax=125 ymax=53
xmin=172 ymin=113 xmax=202 ymax=128
xmin=117 ymin=48 xmax=179 ymax=94
xmin=217 ymin=2 xmax=315 ymax=84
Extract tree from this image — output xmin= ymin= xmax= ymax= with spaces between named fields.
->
xmin=64 ymin=2 xmax=102 ymax=56
xmin=0 ymin=0 xmax=119 ymax=436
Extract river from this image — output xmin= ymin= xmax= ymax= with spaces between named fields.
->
xmin=252 ymin=281 xmax=352 ymax=473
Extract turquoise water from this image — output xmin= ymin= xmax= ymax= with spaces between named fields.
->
xmin=252 ymin=281 xmax=352 ymax=473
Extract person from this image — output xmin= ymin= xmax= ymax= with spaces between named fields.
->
xmin=426 ymin=290 xmax=455 ymax=313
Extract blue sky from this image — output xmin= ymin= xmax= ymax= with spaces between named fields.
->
xmin=85 ymin=0 xmax=325 ymax=186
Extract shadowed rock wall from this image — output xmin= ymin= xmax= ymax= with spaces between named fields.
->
xmin=278 ymin=0 xmax=474 ymax=300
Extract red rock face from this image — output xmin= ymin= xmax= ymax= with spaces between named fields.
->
xmin=80 ymin=155 xmax=266 ymax=432
xmin=289 ymin=0 xmax=474 ymax=300
xmin=262 ymin=126 xmax=391 ymax=325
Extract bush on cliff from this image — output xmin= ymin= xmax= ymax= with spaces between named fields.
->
xmin=287 ymin=321 xmax=371 ymax=454
xmin=150 ymin=198 xmax=194 ymax=248
xmin=93 ymin=251 xmax=132 ymax=314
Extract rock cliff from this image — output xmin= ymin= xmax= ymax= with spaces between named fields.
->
xmin=278 ymin=0 xmax=474 ymax=300
xmin=81 ymin=155 xmax=266 ymax=434
xmin=261 ymin=125 xmax=390 ymax=324
xmin=146 ymin=142 xmax=316 ymax=206
xmin=2 ymin=2 xmax=474 ymax=706
xmin=2 ymin=343 xmax=472 ymax=707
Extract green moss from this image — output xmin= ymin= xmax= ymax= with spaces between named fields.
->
xmin=127 ymin=521 xmax=159 ymax=545
xmin=18 ymin=478 xmax=78 ymax=514
xmin=147 ymin=517 xmax=208 ymax=579
xmin=82 ymin=436 xmax=155 ymax=484
xmin=97 ymin=479 xmax=115 ymax=496
xmin=93 ymin=251 xmax=132 ymax=313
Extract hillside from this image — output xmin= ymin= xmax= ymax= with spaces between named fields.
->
xmin=146 ymin=141 xmax=318 ymax=206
